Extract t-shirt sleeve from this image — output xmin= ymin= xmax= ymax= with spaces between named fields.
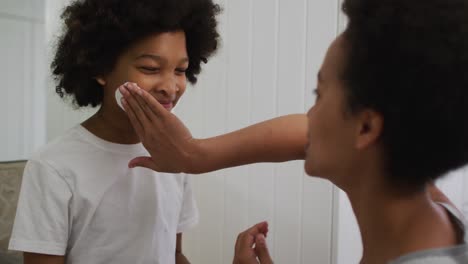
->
xmin=8 ymin=159 xmax=72 ymax=256
xmin=177 ymin=175 xmax=199 ymax=233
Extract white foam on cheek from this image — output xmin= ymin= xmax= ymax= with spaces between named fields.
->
xmin=115 ymin=88 xmax=125 ymax=111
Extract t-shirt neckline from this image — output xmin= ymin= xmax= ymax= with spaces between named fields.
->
xmin=75 ymin=124 xmax=146 ymax=155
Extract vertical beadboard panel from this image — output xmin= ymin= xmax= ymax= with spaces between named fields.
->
xmin=222 ymin=0 xmax=253 ymax=262
xmin=0 ymin=18 xmax=25 ymax=160
xmin=174 ymin=83 xmax=205 ymax=263
xmin=31 ymin=22 xmax=47 ymax=154
xmin=45 ymin=0 xmax=68 ymax=141
xmin=301 ymin=0 xmax=340 ymax=262
xmin=0 ymin=0 xmax=44 ymax=21
xmin=272 ymin=0 xmax=308 ymax=263
xmin=197 ymin=0 xmax=228 ymax=261
xmin=247 ymin=0 xmax=277 ymax=256
xmin=0 ymin=17 xmax=8 ymax=159
xmin=181 ymin=1 xmax=338 ymax=263
xmin=45 ymin=0 xmax=96 ymax=142
xmin=22 ymin=20 xmax=47 ymax=159
xmin=179 ymin=0 xmax=229 ymax=262
xmin=0 ymin=0 xmax=47 ymax=161
xmin=22 ymin=20 xmax=33 ymax=157
xmin=0 ymin=17 xmax=27 ymax=161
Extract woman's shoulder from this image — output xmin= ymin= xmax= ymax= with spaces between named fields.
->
xmin=389 ymin=244 xmax=468 ymax=264
xmin=390 ymin=202 xmax=468 ymax=264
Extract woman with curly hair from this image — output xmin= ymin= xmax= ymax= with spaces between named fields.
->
xmin=8 ymin=0 xmax=220 ymax=263
xmin=121 ymin=0 xmax=468 ymax=262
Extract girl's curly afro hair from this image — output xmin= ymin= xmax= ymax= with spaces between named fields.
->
xmin=52 ymin=0 xmax=220 ymax=107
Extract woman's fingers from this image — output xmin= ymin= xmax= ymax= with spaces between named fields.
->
xmin=121 ymin=83 xmax=154 ymax=128
xmin=126 ymin=82 xmax=167 ymax=120
xmin=128 ymin=156 xmax=160 ymax=171
xmin=254 ymin=234 xmax=273 ymax=264
xmin=120 ymin=86 xmax=145 ymax=136
xmin=233 ymin=222 xmax=270 ymax=264
xmin=235 ymin=229 xmax=256 ymax=254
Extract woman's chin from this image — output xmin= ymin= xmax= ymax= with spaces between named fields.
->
xmin=304 ymin=162 xmax=315 ymax=177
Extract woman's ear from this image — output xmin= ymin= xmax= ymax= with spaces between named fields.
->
xmin=95 ymin=77 xmax=106 ymax=86
xmin=355 ymin=110 xmax=383 ymax=149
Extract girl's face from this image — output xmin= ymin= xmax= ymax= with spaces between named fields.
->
xmin=100 ymin=31 xmax=189 ymax=112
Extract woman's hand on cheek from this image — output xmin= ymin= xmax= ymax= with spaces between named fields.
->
xmin=119 ymin=83 xmax=201 ymax=173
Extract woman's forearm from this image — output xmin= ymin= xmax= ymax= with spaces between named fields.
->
xmin=190 ymin=114 xmax=308 ymax=173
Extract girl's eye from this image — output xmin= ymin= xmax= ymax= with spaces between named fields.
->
xmin=175 ymin=68 xmax=187 ymax=75
xmin=140 ymin=66 xmax=160 ymax=72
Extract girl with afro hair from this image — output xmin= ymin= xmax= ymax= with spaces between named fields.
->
xmin=9 ymin=0 xmax=220 ymax=263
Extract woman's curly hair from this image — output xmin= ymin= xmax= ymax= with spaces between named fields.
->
xmin=52 ymin=0 xmax=220 ymax=107
xmin=342 ymin=0 xmax=468 ymax=190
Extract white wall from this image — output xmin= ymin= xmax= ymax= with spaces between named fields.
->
xmin=44 ymin=0 xmax=97 ymax=141
xmin=0 ymin=0 xmax=47 ymax=161
xmin=43 ymin=0 xmax=342 ymax=263
xmin=5 ymin=1 xmax=468 ymax=263
xmin=177 ymin=1 xmax=340 ymax=263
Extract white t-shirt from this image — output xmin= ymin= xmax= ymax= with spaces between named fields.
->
xmin=9 ymin=125 xmax=198 ymax=264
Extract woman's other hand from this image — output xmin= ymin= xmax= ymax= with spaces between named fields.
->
xmin=233 ymin=222 xmax=273 ymax=264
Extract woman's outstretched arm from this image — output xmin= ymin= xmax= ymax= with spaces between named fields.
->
xmin=119 ymin=83 xmax=308 ymax=174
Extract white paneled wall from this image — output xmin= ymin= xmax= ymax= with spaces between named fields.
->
xmin=0 ymin=0 xmax=47 ymax=161
xmin=175 ymin=1 xmax=340 ymax=263
xmin=45 ymin=0 xmax=97 ymax=141
xmin=43 ymin=0 xmax=341 ymax=262
xmin=5 ymin=0 xmax=468 ymax=263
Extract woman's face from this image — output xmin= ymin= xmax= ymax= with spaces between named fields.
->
xmin=304 ymin=35 xmax=360 ymax=183
xmin=100 ymin=31 xmax=189 ymax=112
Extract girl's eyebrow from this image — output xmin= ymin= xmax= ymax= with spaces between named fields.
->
xmin=135 ymin=54 xmax=166 ymax=63
xmin=134 ymin=54 xmax=189 ymax=64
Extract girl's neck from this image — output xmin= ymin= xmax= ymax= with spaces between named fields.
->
xmin=81 ymin=106 xmax=140 ymax=144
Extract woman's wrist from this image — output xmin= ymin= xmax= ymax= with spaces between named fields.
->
xmin=184 ymin=138 xmax=211 ymax=174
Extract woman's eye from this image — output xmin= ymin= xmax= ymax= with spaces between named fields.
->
xmin=314 ymin=88 xmax=320 ymax=99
